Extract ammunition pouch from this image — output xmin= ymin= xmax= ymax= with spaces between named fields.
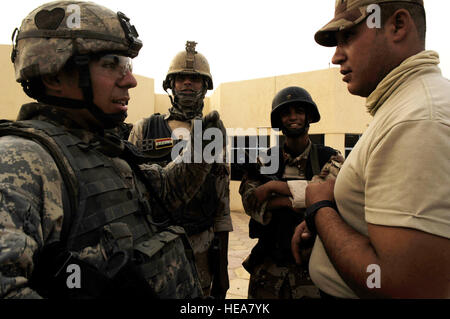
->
xmin=133 ymin=226 xmax=202 ymax=299
xmin=29 ymin=241 xmax=157 ymax=299
xmin=1 ymin=116 xmax=203 ymax=299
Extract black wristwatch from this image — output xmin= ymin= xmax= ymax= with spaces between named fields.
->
xmin=304 ymin=200 xmax=337 ymax=234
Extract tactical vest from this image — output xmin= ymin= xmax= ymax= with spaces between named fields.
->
xmin=138 ymin=114 xmax=218 ymax=236
xmin=0 ymin=119 xmax=202 ymax=299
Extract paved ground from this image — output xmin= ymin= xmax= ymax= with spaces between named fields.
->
xmin=225 ymin=210 xmax=257 ymax=299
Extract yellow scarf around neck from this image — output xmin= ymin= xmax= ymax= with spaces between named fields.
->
xmin=366 ymin=50 xmax=441 ymax=116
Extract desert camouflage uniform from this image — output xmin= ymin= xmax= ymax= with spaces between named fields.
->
xmin=0 ymin=103 xmax=212 ymax=299
xmin=240 ymin=142 xmax=342 ymax=299
xmin=129 ymin=115 xmax=233 ymax=295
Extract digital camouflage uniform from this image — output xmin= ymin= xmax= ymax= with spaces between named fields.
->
xmin=128 ymin=42 xmax=232 ymax=297
xmin=0 ymin=103 xmax=215 ymax=298
xmin=129 ymin=116 xmax=232 ymax=295
xmin=0 ymin=1 xmax=218 ymax=299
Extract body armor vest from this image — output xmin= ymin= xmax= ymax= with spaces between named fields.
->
xmin=0 ymin=119 xmax=202 ymax=299
xmin=141 ymin=113 xmax=181 ymax=166
xmin=139 ymin=114 xmax=218 ymax=236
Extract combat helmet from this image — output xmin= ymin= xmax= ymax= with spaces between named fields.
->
xmin=11 ymin=1 xmax=142 ymax=127
xmin=163 ymin=41 xmax=213 ymax=91
xmin=271 ymin=86 xmax=320 ymax=136
xmin=163 ymin=41 xmax=212 ymax=121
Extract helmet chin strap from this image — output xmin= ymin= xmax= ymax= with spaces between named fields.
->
xmin=165 ymin=78 xmax=207 ymax=121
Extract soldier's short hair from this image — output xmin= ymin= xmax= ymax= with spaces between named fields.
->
xmin=22 ymin=58 xmax=78 ymax=100
xmin=379 ymin=2 xmax=426 ymax=44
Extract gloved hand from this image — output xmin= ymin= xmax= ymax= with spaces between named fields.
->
xmin=188 ymin=111 xmax=227 ymax=163
xmin=201 ymin=111 xmax=227 ymax=146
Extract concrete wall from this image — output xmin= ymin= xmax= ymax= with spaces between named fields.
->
xmin=0 ymin=44 xmax=372 ymax=212
xmin=204 ymin=68 xmax=370 ymax=211
xmin=0 ymin=44 xmax=155 ymax=124
xmin=126 ymin=74 xmax=155 ymax=125
xmin=0 ymin=45 xmax=34 ymax=120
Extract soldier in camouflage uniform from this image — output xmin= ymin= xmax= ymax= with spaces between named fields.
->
xmin=128 ymin=41 xmax=232 ymax=299
xmin=239 ymin=87 xmax=343 ymax=299
xmin=0 ymin=1 xmax=227 ymax=299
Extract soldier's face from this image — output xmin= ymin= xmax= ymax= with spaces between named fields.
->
xmin=174 ymin=74 xmax=204 ymax=93
xmin=55 ymin=54 xmax=137 ymax=115
xmin=332 ymin=22 xmax=392 ymax=97
xmin=89 ymin=54 xmax=137 ymax=114
xmin=280 ymin=105 xmax=306 ymax=130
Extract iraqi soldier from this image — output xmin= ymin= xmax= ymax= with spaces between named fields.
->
xmin=239 ymin=86 xmax=343 ymax=299
xmin=128 ymin=41 xmax=233 ymax=299
xmin=0 ymin=1 xmax=226 ymax=299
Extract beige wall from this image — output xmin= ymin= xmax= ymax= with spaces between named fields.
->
xmin=0 ymin=45 xmax=34 ymax=120
xmin=154 ymin=94 xmax=171 ymax=115
xmin=0 ymin=44 xmax=155 ymax=124
xmin=126 ymin=74 xmax=155 ymax=124
xmin=206 ymin=68 xmax=370 ymax=211
xmin=208 ymin=67 xmax=370 ymax=141
xmin=0 ymin=44 xmax=372 ymax=212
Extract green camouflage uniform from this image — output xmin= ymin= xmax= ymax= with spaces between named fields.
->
xmin=0 ymin=103 xmax=212 ymax=298
xmin=240 ymin=143 xmax=342 ymax=299
xmin=129 ymin=116 xmax=233 ymax=295
xmin=129 ymin=41 xmax=232 ymax=297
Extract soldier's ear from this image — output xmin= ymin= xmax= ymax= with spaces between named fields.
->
xmin=388 ymin=9 xmax=411 ymax=43
xmin=41 ymin=74 xmax=62 ymax=90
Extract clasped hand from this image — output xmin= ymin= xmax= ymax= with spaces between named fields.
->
xmin=291 ymin=179 xmax=336 ymax=265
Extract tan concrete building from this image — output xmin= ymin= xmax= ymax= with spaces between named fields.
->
xmin=0 ymin=44 xmax=371 ymax=211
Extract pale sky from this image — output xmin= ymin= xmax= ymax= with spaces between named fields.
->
xmin=1 ymin=0 xmax=449 ymax=94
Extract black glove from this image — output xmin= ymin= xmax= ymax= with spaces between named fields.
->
xmin=188 ymin=111 xmax=227 ymax=163
xmin=201 ymin=111 xmax=227 ymax=148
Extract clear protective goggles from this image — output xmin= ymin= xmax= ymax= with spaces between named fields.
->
xmin=96 ymin=54 xmax=133 ymax=78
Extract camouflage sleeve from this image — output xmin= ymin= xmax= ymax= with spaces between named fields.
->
xmin=212 ymin=163 xmax=233 ymax=233
xmin=238 ymin=175 xmax=272 ymax=225
xmin=139 ymin=160 xmax=212 ymax=213
xmin=128 ymin=118 xmax=146 ymax=146
xmin=0 ymin=136 xmax=64 ymax=299
xmin=311 ymin=150 xmax=345 ymax=183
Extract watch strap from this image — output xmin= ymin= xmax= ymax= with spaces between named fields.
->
xmin=304 ymin=200 xmax=336 ymax=234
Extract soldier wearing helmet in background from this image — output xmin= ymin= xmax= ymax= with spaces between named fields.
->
xmin=129 ymin=41 xmax=232 ymax=299
xmin=0 ymin=1 xmax=227 ymax=299
xmin=239 ymin=86 xmax=343 ymax=299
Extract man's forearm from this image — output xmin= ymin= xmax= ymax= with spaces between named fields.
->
xmin=254 ymin=181 xmax=291 ymax=203
xmin=315 ymin=207 xmax=383 ymax=298
xmin=266 ymin=196 xmax=292 ymax=210
xmin=140 ymin=162 xmax=211 ymax=212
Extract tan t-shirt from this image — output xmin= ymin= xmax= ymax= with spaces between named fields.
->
xmin=309 ymin=62 xmax=450 ymax=298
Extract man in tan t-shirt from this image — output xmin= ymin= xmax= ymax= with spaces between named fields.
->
xmin=292 ymin=0 xmax=450 ymax=298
